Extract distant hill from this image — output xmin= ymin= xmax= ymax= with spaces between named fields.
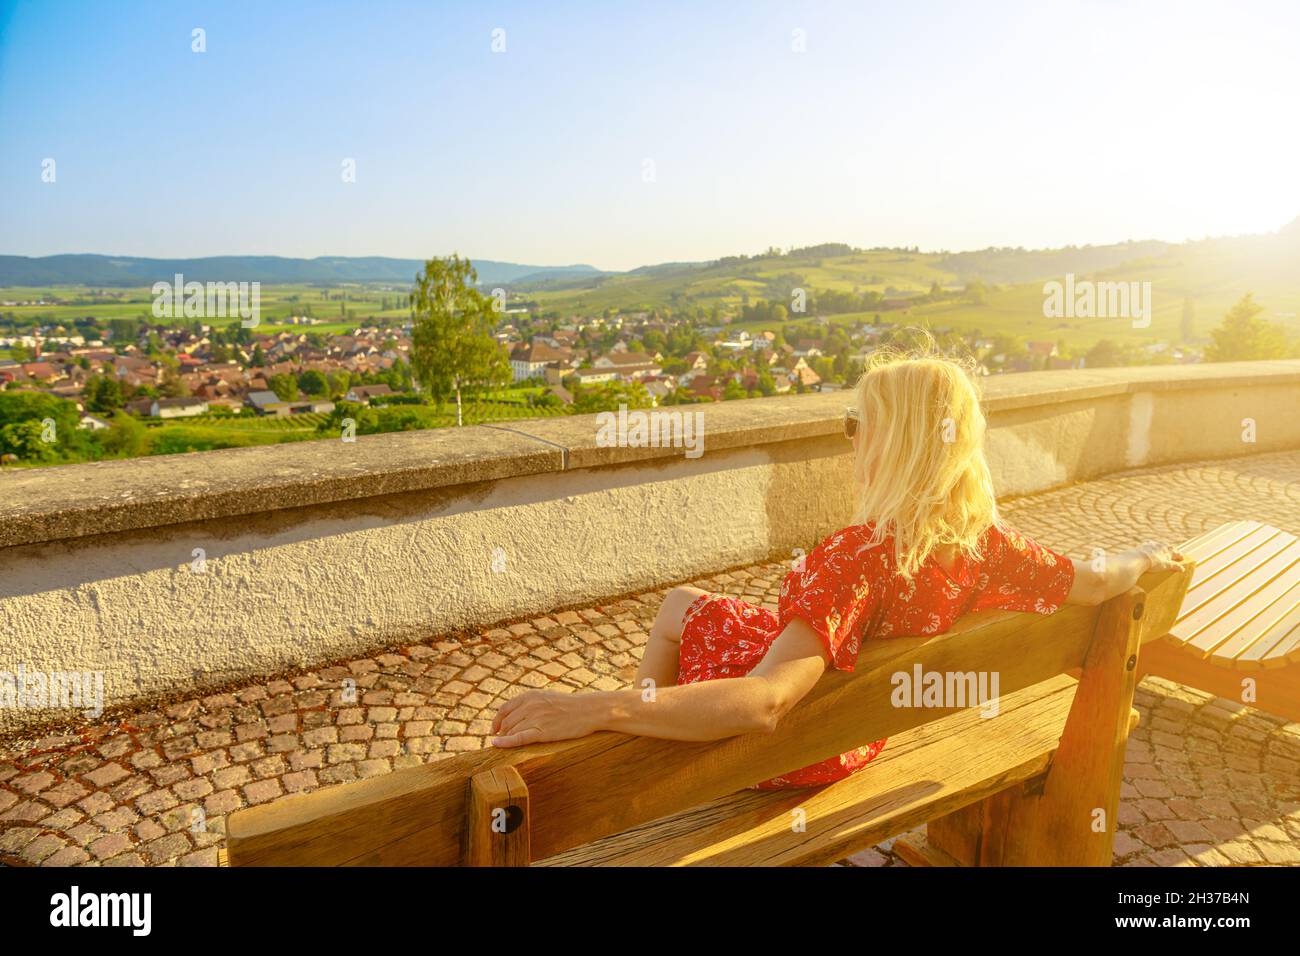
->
xmin=0 ymin=254 xmax=609 ymax=288
xmin=937 ymin=240 xmax=1174 ymax=284
xmin=516 ymin=221 xmax=1300 ymax=348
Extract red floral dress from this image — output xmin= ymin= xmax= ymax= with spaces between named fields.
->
xmin=677 ymin=521 xmax=1075 ymax=788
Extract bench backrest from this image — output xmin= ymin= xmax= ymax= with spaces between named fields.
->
xmin=225 ymin=567 xmax=1189 ymax=866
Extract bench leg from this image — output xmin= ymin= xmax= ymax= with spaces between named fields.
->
xmin=465 ymin=766 xmax=532 ymax=866
xmin=900 ymin=589 xmax=1144 ymax=867
xmin=896 ymin=771 xmax=1045 ymax=867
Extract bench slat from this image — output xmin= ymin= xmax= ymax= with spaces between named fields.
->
xmin=1206 ymin=577 xmax=1300 ymax=665
xmin=1262 ymin=611 xmax=1300 ymax=665
xmin=1181 ymin=520 xmax=1260 ymax=562
xmin=1180 ymin=527 xmax=1290 ymax=611
xmin=1233 ymin=596 xmax=1300 ymax=665
xmin=1172 ymin=544 xmax=1300 ymax=650
xmin=537 ymin=676 xmax=1076 ymax=866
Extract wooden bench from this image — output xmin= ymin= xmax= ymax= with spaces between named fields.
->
xmin=1138 ymin=520 xmax=1300 ymax=723
xmin=223 ymin=567 xmax=1190 ymax=867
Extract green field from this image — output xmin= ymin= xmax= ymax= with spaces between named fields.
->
xmin=4 ymin=227 xmax=1299 ymax=355
xmin=0 ymin=284 xmax=412 ymax=330
xmin=527 ymin=233 xmax=1300 ymax=349
xmin=138 ymin=397 xmax=565 ymax=455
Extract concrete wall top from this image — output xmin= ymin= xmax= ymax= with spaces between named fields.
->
xmin=3 ymin=359 xmax=1298 ymax=550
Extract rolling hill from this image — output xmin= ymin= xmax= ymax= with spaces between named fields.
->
xmin=0 ymin=254 xmax=608 ymax=288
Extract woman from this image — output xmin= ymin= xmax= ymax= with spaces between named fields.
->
xmin=491 ymin=349 xmax=1183 ymax=788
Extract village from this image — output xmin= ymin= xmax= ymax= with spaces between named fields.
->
xmin=0 ymin=299 xmax=1202 ymax=445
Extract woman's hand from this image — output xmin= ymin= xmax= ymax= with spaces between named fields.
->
xmin=1136 ymin=540 xmax=1185 ymax=572
xmin=491 ymin=689 xmax=604 ymax=748
xmin=1068 ymin=540 xmax=1186 ymax=605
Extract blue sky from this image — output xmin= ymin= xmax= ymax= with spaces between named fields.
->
xmin=2 ymin=0 xmax=1298 ymax=271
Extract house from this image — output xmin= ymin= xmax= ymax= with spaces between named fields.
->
xmin=151 ymin=397 xmax=209 ymax=419
xmin=1027 ymin=341 xmax=1059 ymax=360
xmin=789 ymin=365 xmax=822 ymax=390
xmin=572 ymin=367 xmax=618 ymax=386
xmin=594 ymin=351 xmax=657 ymax=369
xmin=718 ymin=330 xmax=752 ymax=351
xmin=247 ymin=390 xmax=334 ymax=417
xmin=21 ymin=361 xmax=59 ymax=383
xmin=345 ymin=384 xmax=395 ymax=404
xmin=593 ymin=351 xmax=662 ymax=380
xmin=643 ymin=380 xmax=674 ymax=404
xmin=79 ymin=413 xmax=112 ymax=430
xmin=246 ymin=390 xmax=287 ymax=414
xmin=682 ymin=351 xmax=709 ymax=372
xmin=688 ymin=375 xmax=724 ymax=402
xmin=509 ymin=342 xmax=573 ymax=382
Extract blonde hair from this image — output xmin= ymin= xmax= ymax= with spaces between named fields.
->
xmin=851 ymin=339 xmax=997 ymax=579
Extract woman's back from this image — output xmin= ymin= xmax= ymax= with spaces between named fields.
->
xmin=677 ymin=520 xmax=1075 ymax=787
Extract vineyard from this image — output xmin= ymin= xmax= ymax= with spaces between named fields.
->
xmin=172 ymin=413 xmax=332 ymax=431
xmin=139 ymin=397 xmax=568 ymax=455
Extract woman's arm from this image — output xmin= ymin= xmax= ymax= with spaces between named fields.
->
xmin=1066 ymin=541 xmax=1184 ymax=606
xmin=491 ymin=617 xmax=830 ymax=747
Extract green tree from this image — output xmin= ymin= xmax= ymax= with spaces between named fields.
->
xmin=108 ymin=317 xmax=142 ymax=348
xmin=0 ymin=391 xmax=79 ymax=439
xmin=100 ymin=411 xmax=150 ymax=458
xmin=1084 ymin=339 xmax=1128 ymax=368
xmin=410 ymin=254 xmax=511 ymax=426
xmin=0 ymin=421 xmax=57 ymax=462
xmin=84 ymin=375 xmax=124 ymax=414
xmin=327 ymin=370 xmax=353 ymax=399
xmin=269 ymin=373 xmax=299 ymax=401
xmin=1204 ymin=294 xmax=1289 ymax=362
xmin=298 ymin=369 xmax=328 ymax=397
xmin=158 ymin=367 xmax=189 ymax=398
xmin=571 ymin=380 xmax=653 ymax=414
xmin=1180 ymin=297 xmax=1195 ymax=343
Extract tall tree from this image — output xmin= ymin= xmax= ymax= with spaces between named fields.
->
xmin=409 ymin=254 xmax=510 ymax=426
xmin=1205 ymin=294 xmax=1289 ymax=362
xmin=1180 ymin=296 xmax=1195 ymax=343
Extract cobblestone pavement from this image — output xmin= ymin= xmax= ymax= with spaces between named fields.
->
xmin=2 ymin=449 xmax=1299 ymax=867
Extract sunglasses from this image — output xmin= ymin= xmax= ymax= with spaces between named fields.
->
xmin=844 ymin=408 xmax=860 ymax=440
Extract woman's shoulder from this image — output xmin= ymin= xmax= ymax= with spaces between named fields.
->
xmin=810 ymin=523 xmax=894 ymax=568
xmin=978 ymin=519 xmax=1032 ymax=556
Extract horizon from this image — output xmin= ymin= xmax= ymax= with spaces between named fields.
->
xmin=3 ymin=0 xmax=1299 ymax=271
xmin=5 ymin=209 xmax=1299 ymax=279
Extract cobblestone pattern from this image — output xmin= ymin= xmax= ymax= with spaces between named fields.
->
xmin=2 ymin=449 xmax=1298 ymax=867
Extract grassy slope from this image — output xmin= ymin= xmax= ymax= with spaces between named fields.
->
xmin=529 ymin=235 xmax=1300 ymax=348
xmin=5 ymin=229 xmax=1299 ymax=351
